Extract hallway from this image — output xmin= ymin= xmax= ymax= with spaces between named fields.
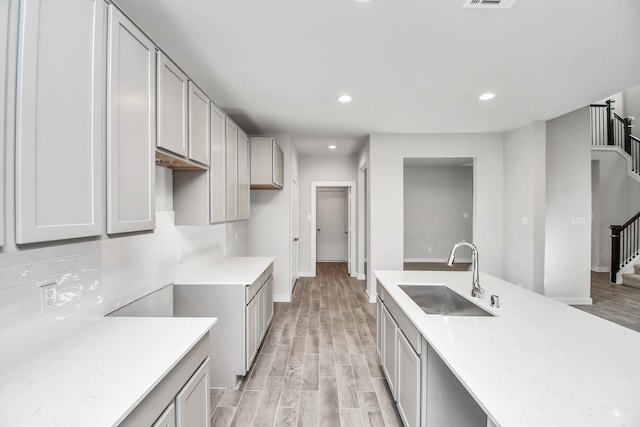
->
xmin=210 ymin=263 xmax=402 ymax=427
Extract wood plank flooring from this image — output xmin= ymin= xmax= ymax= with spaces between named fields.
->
xmin=574 ymin=272 xmax=640 ymax=333
xmin=210 ymin=262 xmax=402 ymax=427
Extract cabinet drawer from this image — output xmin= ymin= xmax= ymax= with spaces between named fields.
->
xmin=384 ymin=294 xmax=421 ymax=355
xmin=246 ymin=264 xmax=274 ymax=303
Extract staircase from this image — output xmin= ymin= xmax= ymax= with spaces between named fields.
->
xmin=622 ymin=264 xmax=640 ymax=288
xmin=590 ymin=100 xmax=640 ymax=284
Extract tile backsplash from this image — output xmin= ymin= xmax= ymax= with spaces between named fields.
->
xmin=0 ymin=167 xmax=247 ymax=365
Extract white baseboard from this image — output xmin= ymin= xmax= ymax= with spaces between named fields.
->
xmin=366 ymin=289 xmax=376 ymax=304
xmin=404 ymin=257 xmax=472 ymax=263
xmin=554 ymin=297 xmax=593 ymax=305
xmin=591 ymin=266 xmax=610 ymax=273
xmin=357 ymin=274 xmax=366 ymax=280
xmin=274 ymin=294 xmax=291 ymax=303
xmin=298 ymin=272 xmax=314 ymax=277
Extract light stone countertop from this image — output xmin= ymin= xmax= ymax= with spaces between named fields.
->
xmin=374 ymin=270 xmax=640 ymax=427
xmin=0 ymin=316 xmax=216 ymax=427
xmin=174 ymin=256 xmax=275 ymax=285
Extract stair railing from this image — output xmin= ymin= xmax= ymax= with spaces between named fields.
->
xmin=590 ymin=100 xmax=638 ymax=175
xmin=610 ymin=211 xmax=640 ymax=283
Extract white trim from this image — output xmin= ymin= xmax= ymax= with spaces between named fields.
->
xmin=298 ymin=271 xmax=314 ymax=277
xmin=274 ymin=294 xmax=292 ymax=303
xmin=591 ymin=146 xmax=640 ymax=185
xmin=591 ymin=266 xmax=610 ymax=273
xmin=311 ymin=181 xmax=357 ymax=277
xmin=404 ymin=257 xmax=472 ymax=263
xmin=357 ymin=274 xmax=366 ymax=280
xmin=554 ymin=297 xmax=593 ymax=305
xmin=366 ymin=289 xmax=376 ymax=304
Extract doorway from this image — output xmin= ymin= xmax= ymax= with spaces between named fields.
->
xmin=316 ymin=188 xmax=348 ymax=262
xmin=310 ymin=181 xmax=356 ymax=277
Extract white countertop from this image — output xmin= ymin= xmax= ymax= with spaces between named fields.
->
xmin=374 ymin=270 xmax=640 ymax=427
xmin=174 ymin=256 xmax=275 ymax=285
xmin=0 ymin=316 xmax=216 ymax=427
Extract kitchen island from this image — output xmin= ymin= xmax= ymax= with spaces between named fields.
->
xmin=0 ymin=316 xmax=216 ymax=427
xmin=374 ymin=270 xmax=640 ymax=427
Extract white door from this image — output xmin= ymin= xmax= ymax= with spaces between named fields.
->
xmin=317 ymin=188 xmax=347 ymax=262
xmin=291 ymin=180 xmax=299 ymax=292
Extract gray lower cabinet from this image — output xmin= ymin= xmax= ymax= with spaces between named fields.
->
xmin=106 ymin=5 xmax=156 ymax=234
xmin=381 ymin=303 xmax=397 ymax=399
xmin=121 ymin=336 xmax=210 ymax=427
xmin=397 ymin=331 xmax=421 ymax=427
xmin=173 ymin=263 xmax=274 ymax=389
xmin=152 ymin=403 xmax=176 ymax=427
xmin=15 ymin=0 xmax=105 ymax=243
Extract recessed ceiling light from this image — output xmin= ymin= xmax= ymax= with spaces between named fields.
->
xmin=479 ymin=93 xmax=495 ymax=101
xmin=328 ymin=145 xmax=337 ymax=149
xmin=337 ymin=94 xmax=353 ymax=103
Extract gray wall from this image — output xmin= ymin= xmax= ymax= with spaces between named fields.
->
xmin=545 ymin=107 xmax=592 ymax=303
xmin=503 ymin=122 xmax=546 ymax=293
xmin=403 ymin=165 xmax=472 ymax=261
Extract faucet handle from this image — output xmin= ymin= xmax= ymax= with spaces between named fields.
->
xmin=490 ymin=295 xmax=500 ymax=308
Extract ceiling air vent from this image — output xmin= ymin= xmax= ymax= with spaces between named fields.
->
xmin=463 ymin=0 xmax=518 ymax=9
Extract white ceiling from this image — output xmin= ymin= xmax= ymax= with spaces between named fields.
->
xmin=114 ymin=0 xmax=640 ymax=155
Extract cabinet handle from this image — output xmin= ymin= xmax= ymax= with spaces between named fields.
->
xmin=293 ymin=237 xmax=299 ymax=241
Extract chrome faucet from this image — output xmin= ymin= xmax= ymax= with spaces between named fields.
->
xmin=447 ymin=241 xmax=485 ymax=298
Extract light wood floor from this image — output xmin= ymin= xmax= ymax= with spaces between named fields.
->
xmin=574 ymin=272 xmax=640 ymax=333
xmin=209 ymin=262 xmax=402 ymax=427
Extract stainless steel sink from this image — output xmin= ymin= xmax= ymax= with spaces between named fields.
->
xmin=398 ymin=285 xmax=494 ymax=317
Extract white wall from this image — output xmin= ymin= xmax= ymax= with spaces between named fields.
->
xmin=297 ymin=155 xmax=358 ymax=275
xmin=623 ymin=85 xmax=640 ymax=137
xmin=368 ymin=133 xmax=504 ymax=300
xmin=403 ymin=165 xmax=473 ymax=261
xmin=247 ymin=135 xmax=298 ymax=302
xmin=357 ymin=140 xmax=370 ymax=283
xmin=503 ymin=122 xmax=546 ymax=293
xmin=545 ymin=107 xmax=592 ymax=303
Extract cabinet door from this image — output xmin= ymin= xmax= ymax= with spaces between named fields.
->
xmin=258 ymin=284 xmax=267 ymax=341
xmin=246 ymin=295 xmax=259 ymax=369
xmin=15 ymin=0 xmax=105 ymax=243
xmin=157 ymin=52 xmax=188 ymax=157
xmin=106 ymin=6 xmax=156 ymax=234
xmin=0 ymin=0 xmax=10 ymax=246
xmin=273 ymin=142 xmax=284 ymax=188
xmin=188 ymin=82 xmax=210 ymax=165
xmin=376 ymin=298 xmax=384 ymax=359
xmin=209 ymin=104 xmax=226 ymax=223
xmin=264 ymin=275 xmax=274 ymax=328
xmin=225 ymin=119 xmax=238 ymax=221
xmin=237 ymin=129 xmax=250 ymax=220
xmin=397 ymin=331 xmax=421 ymax=427
xmin=382 ymin=304 xmax=397 ymax=399
xmin=176 ymin=358 xmax=210 ymax=427
xmin=152 ymin=402 xmax=176 ymax=427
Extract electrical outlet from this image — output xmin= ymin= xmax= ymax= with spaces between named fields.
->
xmin=39 ymin=281 xmax=57 ymax=313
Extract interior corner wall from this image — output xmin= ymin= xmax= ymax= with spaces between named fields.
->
xmin=403 ymin=165 xmax=473 ymax=261
xmin=545 ymin=107 xmax=592 ymax=303
xmin=368 ymin=133 xmax=505 ymax=296
xmin=503 ymin=122 xmax=546 ymax=294
xmin=357 ymin=140 xmax=372 ymax=299
xmin=247 ymin=135 xmax=297 ymax=302
xmin=297 ymin=155 xmax=358 ymax=276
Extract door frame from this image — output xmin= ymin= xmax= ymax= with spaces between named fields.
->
xmin=290 ymin=178 xmax=299 ymax=293
xmin=311 ymin=181 xmax=356 ymax=277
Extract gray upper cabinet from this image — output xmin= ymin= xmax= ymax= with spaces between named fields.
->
xmin=250 ymin=137 xmax=283 ymax=189
xmin=106 ymin=5 xmax=156 ymax=234
xmin=237 ymin=129 xmax=250 ymax=220
xmin=210 ymin=103 xmax=226 ymax=224
xmin=0 ymin=0 xmax=10 ymax=246
xmin=188 ymin=81 xmax=210 ymax=165
xmin=15 ymin=0 xmax=105 ymax=244
xmin=225 ymin=119 xmax=238 ymax=221
xmin=157 ymin=52 xmax=188 ymax=158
